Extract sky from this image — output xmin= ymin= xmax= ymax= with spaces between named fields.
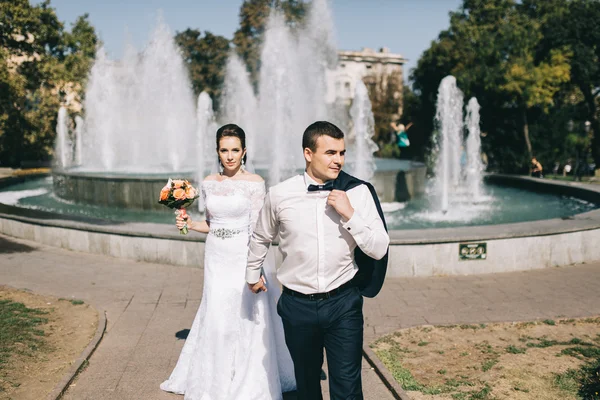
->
xmin=37 ymin=0 xmax=463 ymax=84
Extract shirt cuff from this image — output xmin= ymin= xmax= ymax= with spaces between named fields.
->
xmin=342 ymin=211 xmax=366 ymax=244
xmin=246 ymin=268 xmax=262 ymax=285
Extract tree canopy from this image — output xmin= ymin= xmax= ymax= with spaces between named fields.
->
xmin=0 ymin=0 xmax=98 ymax=167
xmin=232 ymin=0 xmax=307 ymax=84
xmin=408 ymin=0 xmax=599 ymax=174
xmin=175 ymin=29 xmax=230 ymax=107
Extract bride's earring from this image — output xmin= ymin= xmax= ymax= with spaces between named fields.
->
xmin=241 ymin=159 xmax=245 ymax=170
xmin=219 ymin=160 xmax=224 ymax=174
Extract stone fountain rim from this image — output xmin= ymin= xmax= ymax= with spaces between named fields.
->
xmin=51 ymin=158 xmax=426 ymax=180
xmin=1 ymin=173 xmax=600 ymax=245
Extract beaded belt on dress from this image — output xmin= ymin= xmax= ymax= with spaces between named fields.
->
xmin=209 ymin=227 xmax=245 ymax=239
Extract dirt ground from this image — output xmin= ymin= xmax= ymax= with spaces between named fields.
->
xmin=372 ymin=317 xmax=600 ymax=400
xmin=0 ymin=287 xmax=98 ymax=400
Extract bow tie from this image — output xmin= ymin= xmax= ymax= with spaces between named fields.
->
xmin=307 ymin=181 xmax=334 ymax=192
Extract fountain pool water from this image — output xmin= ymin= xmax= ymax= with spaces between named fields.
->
xmin=1 ymin=176 xmax=597 ymax=230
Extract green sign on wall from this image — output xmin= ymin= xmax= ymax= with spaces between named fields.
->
xmin=459 ymin=243 xmax=487 ymax=260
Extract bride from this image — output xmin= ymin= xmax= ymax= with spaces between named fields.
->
xmin=160 ymin=124 xmax=295 ymax=399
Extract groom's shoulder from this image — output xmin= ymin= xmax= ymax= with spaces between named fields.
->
xmin=268 ymin=175 xmax=303 ymax=196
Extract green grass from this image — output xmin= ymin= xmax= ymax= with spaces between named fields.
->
xmin=70 ymin=299 xmax=84 ymax=306
xmin=506 ymin=345 xmax=527 ymax=354
xmin=481 ymin=358 xmax=499 ymax=372
xmin=375 ymin=347 xmax=476 ymax=396
xmin=469 ymin=383 xmax=492 ymax=399
xmin=375 ymin=320 xmax=600 ymax=399
xmin=0 ymin=298 xmax=49 ymax=393
xmin=554 ymin=369 xmax=581 ymax=394
xmin=375 ymin=349 xmax=423 ymax=391
xmin=553 ymin=336 xmax=600 ymax=399
xmin=561 ymin=346 xmax=600 ymax=360
xmin=526 ymin=338 xmax=560 ymax=348
xmin=513 ymin=382 xmax=529 ymax=393
xmin=0 ymin=299 xmax=48 ymax=367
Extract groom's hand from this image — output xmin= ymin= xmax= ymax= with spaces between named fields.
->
xmin=327 ymin=190 xmax=354 ymax=221
xmin=247 ymin=276 xmax=268 ymax=293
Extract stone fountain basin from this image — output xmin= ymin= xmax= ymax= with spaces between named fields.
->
xmin=52 ymin=159 xmax=427 ymax=210
xmin=2 ymin=173 xmax=600 ymax=277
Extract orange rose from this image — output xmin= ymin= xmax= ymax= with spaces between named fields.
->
xmin=172 ymin=179 xmax=185 ymax=188
xmin=159 ymin=188 xmax=170 ymax=201
xmin=173 ymin=188 xmax=186 ymax=200
xmin=185 ymin=186 xmax=196 ymax=199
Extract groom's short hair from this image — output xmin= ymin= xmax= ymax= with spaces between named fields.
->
xmin=302 ymin=121 xmax=345 ymax=152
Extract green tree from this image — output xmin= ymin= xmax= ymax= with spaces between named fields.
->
xmin=0 ymin=0 xmax=98 ymax=167
xmin=500 ymin=50 xmax=571 ymax=161
xmin=62 ymin=14 xmax=98 ymax=83
xmin=410 ymin=0 xmax=573 ymax=172
xmin=175 ymin=29 xmax=229 ymax=106
xmin=541 ymin=0 xmax=600 ymax=168
xmin=232 ymin=0 xmax=306 ymax=83
xmin=175 ymin=29 xmax=230 ymax=106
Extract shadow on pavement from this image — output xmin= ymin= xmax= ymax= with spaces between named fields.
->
xmin=0 ymin=236 xmax=36 ymax=254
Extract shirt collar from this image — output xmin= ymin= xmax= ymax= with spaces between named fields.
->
xmin=303 ymin=171 xmax=333 ymax=190
xmin=303 ymin=171 xmax=318 ymax=189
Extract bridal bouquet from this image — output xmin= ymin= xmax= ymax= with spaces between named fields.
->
xmin=158 ymin=179 xmax=199 ymax=235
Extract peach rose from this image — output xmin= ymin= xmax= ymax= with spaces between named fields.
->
xmin=173 ymin=188 xmax=186 ymax=200
xmin=185 ymin=186 xmax=197 ymax=199
xmin=159 ymin=188 xmax=170 ymax=201
xmin=172 ymin=180 xmax=185 ymax=189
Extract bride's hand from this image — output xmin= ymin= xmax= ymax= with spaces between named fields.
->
xmin=248 ymin=276 xmax=267 ymax=293
xmin=176 ymin=213 xmax=191 ymax=230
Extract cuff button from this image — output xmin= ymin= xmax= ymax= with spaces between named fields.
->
xmin=347 ymin=227 xmax=351 ymax=230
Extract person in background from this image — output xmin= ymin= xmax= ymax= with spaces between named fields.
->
xmin=390 ymin=121 xmax=412 ymax=149
xmin=531 ymin=157 xmax=543 ymax=178
xmin=564 ymin=159 xmax=573 ymax=176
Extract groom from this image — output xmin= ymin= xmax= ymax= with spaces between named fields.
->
xmin=246 ymin=121 xmax=390 ymax=400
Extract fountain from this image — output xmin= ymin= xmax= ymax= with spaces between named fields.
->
xmin=195 ymin=91 xmax=216 ymax=211
xmin=465 ymin=97 xmax=484 ymax=200
xmin=49 ymin=0 xmax=418 ymax=211
xmin=74 ymin=115 xmax=84 ymax=166
xmin=218 ymin=0 xmax=338 ymax=185
xmin=81 ymin=18 xmax=196 ymax=173
xmin=348 ymin=79 xmax=378 ymax=181
xmin=433 ymin=76 xmax=465 ymax=213
xmin=54 ymin=107 xmax=70 ymax=169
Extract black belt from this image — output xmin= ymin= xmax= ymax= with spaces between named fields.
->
xmin=282 ymin=280 xmax=355 ymax=301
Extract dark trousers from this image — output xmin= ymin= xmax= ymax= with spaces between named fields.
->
xmin=277 ymin=286 xmax=364 ymax=400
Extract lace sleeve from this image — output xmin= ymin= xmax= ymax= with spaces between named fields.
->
xmin=249 ymin=181 xmax=266 ymax=232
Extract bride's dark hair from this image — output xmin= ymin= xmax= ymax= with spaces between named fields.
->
xmin=216 ymin=124 xmax=247 ymax=164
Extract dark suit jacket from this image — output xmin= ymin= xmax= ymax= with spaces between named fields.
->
xmin=333 ymin=171 xmax=389 ymax=298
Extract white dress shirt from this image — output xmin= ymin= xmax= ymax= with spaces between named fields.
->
xmin=246 ymin=172 xmax=390 ymax=294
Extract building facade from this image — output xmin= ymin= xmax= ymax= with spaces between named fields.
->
xmin=327 ymin=47 xmax=407 ymax=116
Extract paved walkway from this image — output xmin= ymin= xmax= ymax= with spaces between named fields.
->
xmin=1 ymin=234 xmax=600 ymax=399
xmin=0 ymin=235 xmax=392 ymax=400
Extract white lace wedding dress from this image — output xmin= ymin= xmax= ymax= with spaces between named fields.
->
xmin=160 ymin=179 xmax=296 ymax=399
